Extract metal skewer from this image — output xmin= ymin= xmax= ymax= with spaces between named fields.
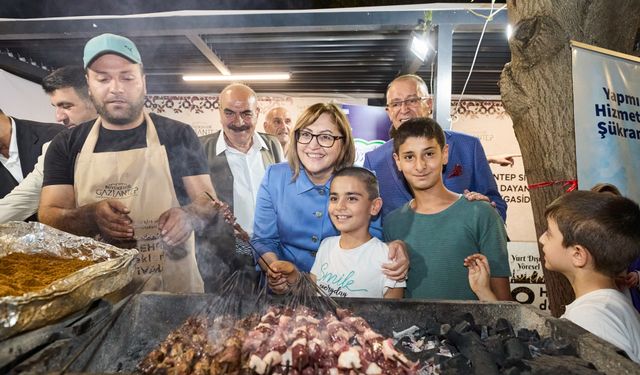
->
xmin=203 ymin=191 xmax=276 ymax=274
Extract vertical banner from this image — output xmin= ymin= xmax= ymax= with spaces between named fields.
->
xmin=572 ymin=42 xmax=640 ymax=201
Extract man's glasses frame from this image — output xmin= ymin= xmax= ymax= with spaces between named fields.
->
xmin=385 ymin=96 xmax=429 ymax=110
xmin=296 ymin=130 xmax=344 ymax=148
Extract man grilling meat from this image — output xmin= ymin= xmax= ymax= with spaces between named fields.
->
xmin=39 ymin=33 xmax=219 ymax=293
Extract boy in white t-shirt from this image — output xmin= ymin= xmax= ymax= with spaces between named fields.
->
xmin=467 ymin=191 xmax=640 ymax=363
xmin=273 ymin=167 xmax=405 ymax=298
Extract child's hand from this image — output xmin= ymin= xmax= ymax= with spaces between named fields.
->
xmin=382 ymin=240 xmax=409 ymax=281
xmin=269 ymin=260 xmax=300 ymax=292
xmin=625 ymin=271 xmax=639 ymax=288
xmin=464 ymin=253 xmax=497 ymax=301
xmin=615 ymin=271 xmax=629 ymax=291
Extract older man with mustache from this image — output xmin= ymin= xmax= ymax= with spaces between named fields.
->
xmin=198 ymin=83 xmax=284 ymax=292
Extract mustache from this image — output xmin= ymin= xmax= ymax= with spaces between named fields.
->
xmin=105 ymin=97 xmax=129 ymax=104
xmin=228 ymin=124 xmax=251 ymax=132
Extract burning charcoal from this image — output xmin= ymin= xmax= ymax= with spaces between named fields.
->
xmin=502 ymin=361 xmax=532 ymax=375
xmin=397 ymin=335 xmax=415 ymax=348
xmin=446 ymin=330 xmax=499 ymax=375
xmin=480 ymin=325 xmax=490 ymax=340
xmin=424 ymin=315 xmax=441 ymax=335
xmin=451 ymin=312 xmax=476 ymax=327
xmin=439 ymin=323 xmax=452 ymax=335
xmin=452 ymin=320 xmax=473 ymax=335
xmin=439 ymin=354 xmax=472 ymax=374
xmin=504 ymin=336 xmax=532 ymax=364
xmin=517 ymin=328 xmax=541 ymax=344
xmin=495 ymin=318 xmax=515 ymax=338
xmin=392 ymin=325 xmax=420 ymax=340
xmin=539 ymin=337 xmax=578 ymax=356
xmin=483 ymin=335 xmax=506 ymax=367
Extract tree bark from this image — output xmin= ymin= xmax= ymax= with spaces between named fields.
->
xmin=499 ymin=0 xmax=640 ymax=317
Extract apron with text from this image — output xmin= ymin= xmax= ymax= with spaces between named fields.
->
xmin=74 ymin=113 xmax=204 ymax=293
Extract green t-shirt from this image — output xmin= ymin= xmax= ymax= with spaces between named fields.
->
xmin=383 ymin=196 xmax=510 ymax=300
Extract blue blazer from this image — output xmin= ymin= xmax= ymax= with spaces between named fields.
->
xmin=363 ymin=130 xmax=507 ymax=221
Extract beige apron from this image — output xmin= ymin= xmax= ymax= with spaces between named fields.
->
xmin=74 ymin=113 xmax=204 ymax=293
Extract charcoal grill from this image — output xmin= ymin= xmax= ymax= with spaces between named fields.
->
xmin=3 ymin=292 xmax=639 ymax=374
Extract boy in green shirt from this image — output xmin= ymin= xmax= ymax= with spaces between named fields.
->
xmin=383 ymin=117 xmax=511 ymax=300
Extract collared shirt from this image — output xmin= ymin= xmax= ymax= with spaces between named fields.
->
xmin=251 ymin=162 xmax=383 ymax=272
xmin=216 ymin=132 xmax=268 ymax=235
xmin=0 ymin=117 xmax=24 ymax=183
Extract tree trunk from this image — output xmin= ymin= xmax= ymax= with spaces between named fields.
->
xmin=499 ymin=0 xmax=640 ymax=317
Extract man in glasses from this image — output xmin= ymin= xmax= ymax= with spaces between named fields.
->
xmin=199 ymin=83 xmax=284 ymax=291
xmin=364 ymin=74 xmax=506 ymax=221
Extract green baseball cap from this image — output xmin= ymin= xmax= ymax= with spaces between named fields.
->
xmin=83 ymin=33 xmax=142 ymax=68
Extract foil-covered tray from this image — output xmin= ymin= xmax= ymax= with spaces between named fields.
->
xmin=0 ymin=221 xmax=138 ymax=340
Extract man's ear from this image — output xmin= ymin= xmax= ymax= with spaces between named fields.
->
xmin=370 ymin=197 xmax=383 ymax=216
xmin=571 ymin=244 xmax=590 ymax=268
xmin=393 ymin=152 xmax=401 ymax=171
xmin=442 ymin=144 xmax=449 ymax=165
xmin=141 ymin=73 xmax=147 ymax=96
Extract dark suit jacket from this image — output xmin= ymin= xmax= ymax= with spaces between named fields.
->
xmin=197 ymin=130 xmax=284 ymax=291
xmin=200 ymin=130 xmax=284 ymax=210
xmin=363 ymin=130 xmax=507 ymax=221
xmin=0 ymin=118 xmax=63 ymax=202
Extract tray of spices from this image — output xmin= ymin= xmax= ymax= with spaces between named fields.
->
xmin=0 ymin=221 xmax=138 ymax=340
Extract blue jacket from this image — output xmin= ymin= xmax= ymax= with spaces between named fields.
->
xmin=363 ymin=130 xmax=507 ymax=221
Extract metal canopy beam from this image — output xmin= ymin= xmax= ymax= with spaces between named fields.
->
xmin=0 ymin=54 xmax=48 ymax=81
xmin=185 ymin=33 xmax=230 ymax=75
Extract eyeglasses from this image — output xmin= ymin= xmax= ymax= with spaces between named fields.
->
xmin=223 ymin=109 xmax=255 ymax=121
xmin=385 ymin=96 xmax=429 ymax=110
xmin=296 ymin=130 xmax=344 ymax=148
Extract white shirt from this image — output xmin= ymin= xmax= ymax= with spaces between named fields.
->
xmin=0 ymin=142 xmax=49 ymax=223
xmin=310 ymin=236 xmax=405 ymax=298
xmin=0 ymin=117 xmax=24 ymax=184
xmin=216 ymin=132 xmax=268 ymax=235
xmin=562 ymin=289 xmax=640 ymax=363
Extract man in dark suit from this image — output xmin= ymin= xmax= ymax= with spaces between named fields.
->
xmin=0 ymin=108 xmax=63 ymax=211
xmin=198 ymin=83 xmax=284 ymax=292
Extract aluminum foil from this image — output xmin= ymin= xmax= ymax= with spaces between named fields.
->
xmin=0 ymin=221 xmax=138 ymax=340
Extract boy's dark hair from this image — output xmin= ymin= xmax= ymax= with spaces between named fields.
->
xmin=332 ymin=166 xmax=380 ymax=200
xmin=590 ymin=182 xmax=621 ymax=196
xmin=545 ymin=190 xmax=640 ymax=277
xmin=41 ymin=65 xmax=90 ymax=101
xmin=393 ymin=117 xmax=446 ymax=154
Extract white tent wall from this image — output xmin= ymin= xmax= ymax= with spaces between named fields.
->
xmin=0 ymin=69 xmax=55 ymax=123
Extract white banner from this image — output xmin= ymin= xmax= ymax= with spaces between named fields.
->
xmin=451 ymin=100 xmax=536 ymax=242
xmin=572 ymin=42 xmax=640 ymax=201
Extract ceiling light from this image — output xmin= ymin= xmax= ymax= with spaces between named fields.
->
xmin=183 ymin=73 xmax=291 ymax=82
xmin=410 ymin=33 xmax=431 ymax=62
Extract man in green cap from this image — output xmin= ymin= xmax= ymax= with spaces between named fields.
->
xmin=39 ymin=33 xmax=219 ymax=293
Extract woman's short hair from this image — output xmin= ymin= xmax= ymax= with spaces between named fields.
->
xmin=287 ymin=103 xmax=355 ymax=181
